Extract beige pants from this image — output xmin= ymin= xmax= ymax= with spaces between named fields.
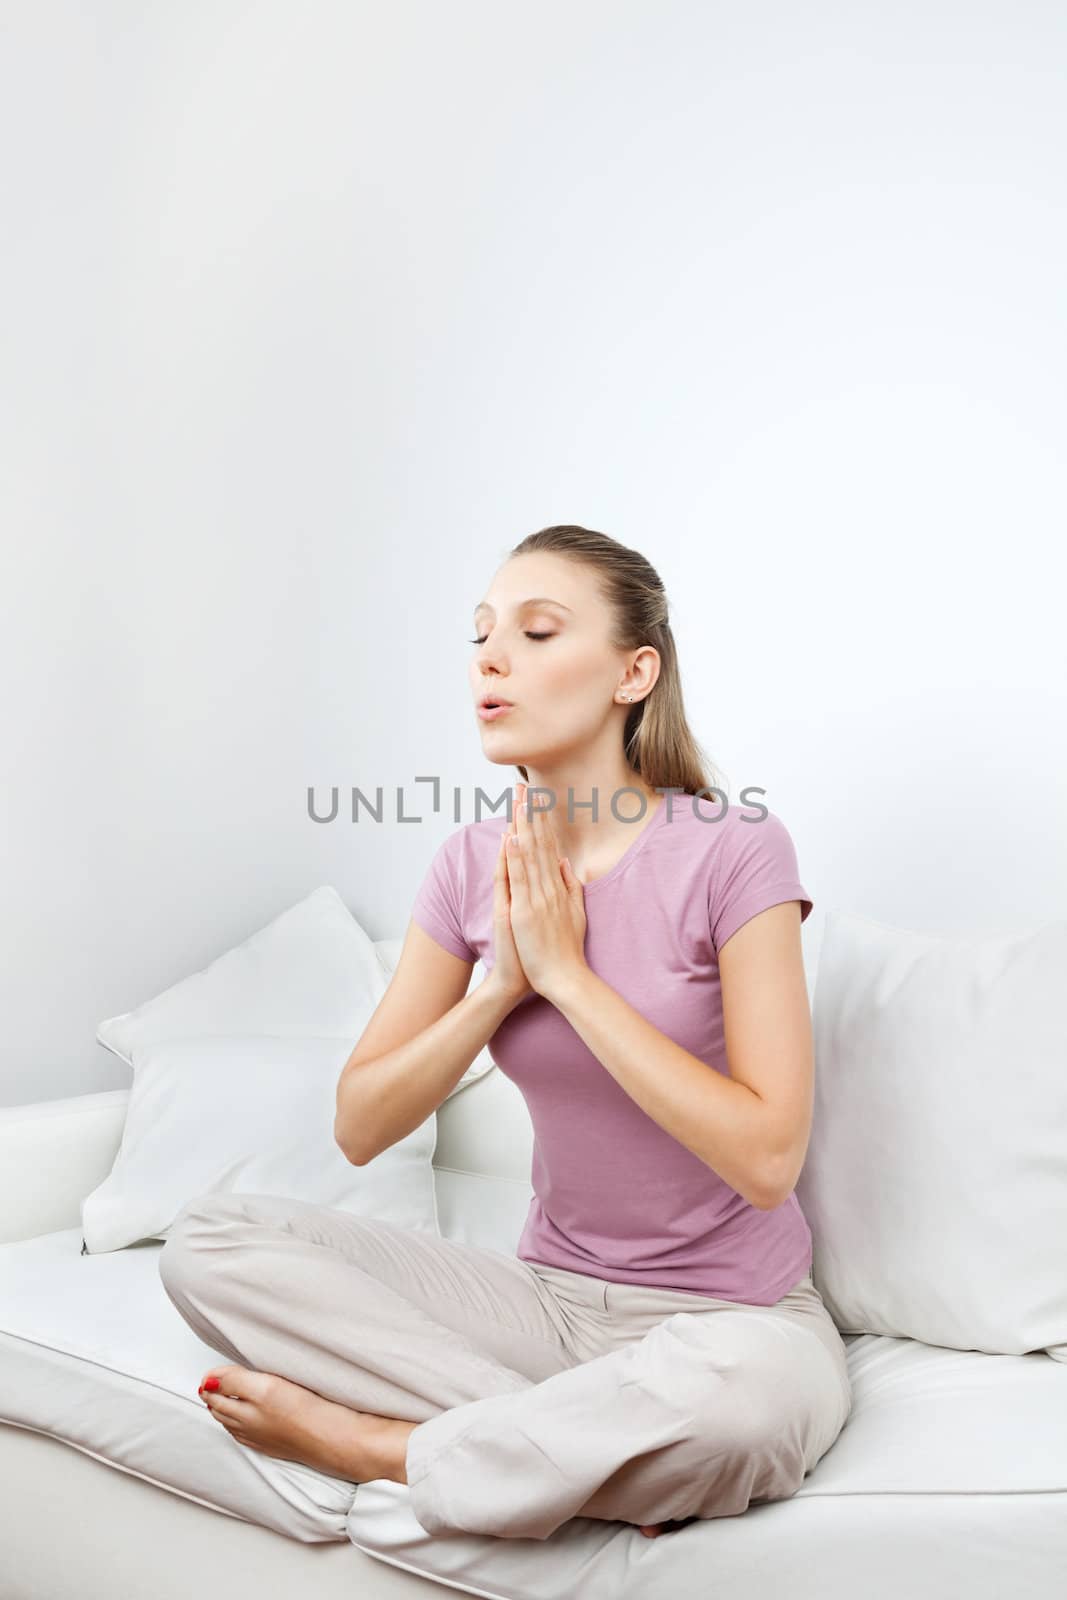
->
xmin=158 ymin=1193 xmax=852 ymax=1541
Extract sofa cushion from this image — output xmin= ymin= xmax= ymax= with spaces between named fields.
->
xmin=80 ymin=1035 xmax=439 ymax=1252
xmin=798 ymin=911 xmax=1067 ymax=1362
xmin=0 ymin=1228 xmax=356 ymax=1542
xmin=4 ymin=1224 xmax=1066 ymax=1598
xmin=4 ymin=1115 xmax=1067 ymax=1596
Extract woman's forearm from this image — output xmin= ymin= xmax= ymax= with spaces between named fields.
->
xmin=545 ymin=966 xmax=779 ymax=1210
xmin=335 ymin=975 xmax=520 ymax=1165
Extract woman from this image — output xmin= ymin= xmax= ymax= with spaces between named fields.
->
xmin=159 ymin=524 xmax=852 ymax=1544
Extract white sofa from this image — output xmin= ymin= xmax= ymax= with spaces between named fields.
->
xmin=2 ymin=947 xmax=1065 ymax=1600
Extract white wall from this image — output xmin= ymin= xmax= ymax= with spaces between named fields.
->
xmin=2 ymin=0 xmax=1064 ymax=1104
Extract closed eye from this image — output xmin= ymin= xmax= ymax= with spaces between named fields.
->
xmin=468 ymin=632 xmax=555 ymax=645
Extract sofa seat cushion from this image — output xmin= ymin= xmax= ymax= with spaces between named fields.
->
xmin=4 ymin=1224 xmax=1066 ymax=1597
xmin=0 ymin=1229 xmax=355 ymax=1543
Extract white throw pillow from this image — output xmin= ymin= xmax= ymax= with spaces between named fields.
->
xmin=81 ymin=1034 xmax=439 ymax=1252
xmin=88 ymin=886 xmax=441 ymax=1251
xmin=374 ymin=938 xmax=497 ymax=1097
xmin=97 ymin=885 xmax=385 ymax=1060
xmin=797 ymin=910 xmax=1067 ymax=1363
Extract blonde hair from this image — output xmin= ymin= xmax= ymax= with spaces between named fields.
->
xmin=506 ymin=524 xmax=722 ymax=799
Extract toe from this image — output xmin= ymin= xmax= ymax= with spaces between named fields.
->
xmin=199 ymin=1363 xmax=242 ymax=1395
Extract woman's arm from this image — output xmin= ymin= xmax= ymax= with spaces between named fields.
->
xmin=335 ymin=922 xmax=521 ymax=1165
xmin=543 ymin=901 xmax=813 ymax=1211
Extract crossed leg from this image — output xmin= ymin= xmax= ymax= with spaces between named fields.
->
xmin=159 ymin=1194 xmax=849 ymax=1541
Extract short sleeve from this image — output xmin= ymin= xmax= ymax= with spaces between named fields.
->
xmin=710 ymin=811 xmax=814 ymax=954
xmin=410 ymin=829 xmax=478 ymax=963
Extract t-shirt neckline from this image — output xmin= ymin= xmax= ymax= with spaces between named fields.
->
xmin=580 ymin=792 xmax=671 ymax=896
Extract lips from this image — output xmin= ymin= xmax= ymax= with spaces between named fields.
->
xmin=478 ymin=698 xmax=516 ymax=721
xmin=479 ymin=695 xmax=514 ymax=710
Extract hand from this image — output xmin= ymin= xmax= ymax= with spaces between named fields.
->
xmin=503 ymin=782 xmax=588 ymax=1003
xmin=489 ymin=800 xmax=534 ymax=1004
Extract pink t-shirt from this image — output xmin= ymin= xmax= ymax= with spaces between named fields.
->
xmin=410 ymin=793 xmax=815 ymax=1307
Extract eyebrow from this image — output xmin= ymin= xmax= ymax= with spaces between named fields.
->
xmin=473 ymin=597 xmax=573 ymax=620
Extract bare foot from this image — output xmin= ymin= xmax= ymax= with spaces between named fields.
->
xmin=197 ymin=1363 xmax=411 ymax=1483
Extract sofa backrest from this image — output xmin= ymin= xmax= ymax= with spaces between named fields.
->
xmin=436 ymin=1056 xmax=532 ymax=1179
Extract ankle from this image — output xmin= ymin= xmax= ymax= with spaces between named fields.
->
xmin=370 ymin=1418 xmax=415 ymax=1485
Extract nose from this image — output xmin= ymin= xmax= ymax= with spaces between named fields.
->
xmin=476 ymin=651 xmax=508 ymax=685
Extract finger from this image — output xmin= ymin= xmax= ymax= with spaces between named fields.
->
xmin=513 ymin=787 xmax=538 ymax=894
xmin=533 ymin=791 xmax=563 ymax=889
xmin=531 ymin=795 xmax=557 ymax=897
xmin=503 ymin=832 xmax=515 ymax=898
xmin=520 ymin=786 xmax=553 ymax=899
xmin=505 ymin=831 xmax=526 ymax=895
xmin=493 ymin=830 xmax=506 ymax=898
xmin=506 ymin=789 xmax=520 ymax=866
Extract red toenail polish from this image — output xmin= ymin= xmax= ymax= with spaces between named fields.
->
xmin=203 ymin=1377 xmax=220 ymax=1391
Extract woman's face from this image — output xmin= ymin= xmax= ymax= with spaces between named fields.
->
xmin=469 ymin=553 xmax=625 ymax=770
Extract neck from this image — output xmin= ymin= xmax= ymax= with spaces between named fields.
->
xmin=518 ymin=757 xmax=661 ymax=860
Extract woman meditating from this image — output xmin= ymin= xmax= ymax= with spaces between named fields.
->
xmin=159 ymin=523 xmax=852 ymax=1543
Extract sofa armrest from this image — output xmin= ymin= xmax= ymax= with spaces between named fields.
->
xmin=0 ymin=1089 xmax=129 ymax=1244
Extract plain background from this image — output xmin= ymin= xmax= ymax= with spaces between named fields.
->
xmin=2 ymin=0 xmax=1064 ymax=1102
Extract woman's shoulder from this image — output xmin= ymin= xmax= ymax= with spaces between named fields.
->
xmin=660 ymin=795 xmax=806 ymax=895
xmin=693 ymin=798 xmax=813 ymax=948
xmin=663 ymin=792 xmax=797 ymax=846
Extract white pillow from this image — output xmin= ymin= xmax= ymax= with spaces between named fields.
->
xmin=88 ymin=886 xmax=440 ymax=1251
xmin=797 ymin=910 xmax=1067 ymax=1363
xmin=96 ymin=885 xmax=385 ymax=1059
xmin=374 ymin=938 xmax=497 ymax=1097
xmin=81 ymin=1034 xmax=439 ymax=1252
